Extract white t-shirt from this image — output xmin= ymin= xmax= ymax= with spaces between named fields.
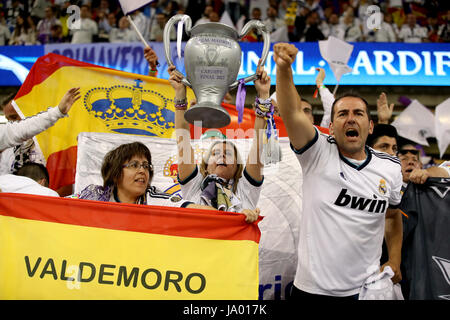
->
xmin=0 ymin=174 xmax=59 ymax=197
xmin=178 ymin=166 xmax=263 ymax=212
xmin=292 ymin=127 xmax=403 ymax=297
xmin=0 ymin=106 xmax=66 ymax=152
xmin=71 ymin=18 xmax=98 ymax=44
xmin=398 ymin=24 xmax=427 ymax=43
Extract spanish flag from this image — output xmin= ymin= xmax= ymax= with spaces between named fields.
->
xmin=0 ymin=193 xmax=261 ymax=299
xmin=12 ymin=53 xmax=195 ymax=192
xmin=13 ymin=53 xmax=324 ymax=193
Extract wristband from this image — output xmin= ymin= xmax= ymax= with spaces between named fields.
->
xmin=174 ymin=97 xmax=187 ymax=104
xmin=149 ymin=66 xmax=158 ymax=76
xmin=174 ymin=102 xmax=188 ymax=110
xmin=254 ymin=97 xmax=273 ymax=117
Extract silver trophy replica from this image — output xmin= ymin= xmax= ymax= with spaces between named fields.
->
xmin=163 ymin=14 xmax=270 ymax=128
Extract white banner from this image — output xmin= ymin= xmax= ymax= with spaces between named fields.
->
xmin=118 ymin=0 xmax=156 ymax=15
xmin=75 ymin=132 xmax=303 ymax=300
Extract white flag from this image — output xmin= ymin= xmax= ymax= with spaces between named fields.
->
xmin=270 ymin=26 xmax=289 ymax=43
xmin=434 ymin=97 xmax=450 ymax=158
xmin=318 ymin=36 xmax=353 ymax=83
xmin=118 ymin=0 xmax=156 ymax=15
xmin=391 ymin=99 xmax=436 ymax=146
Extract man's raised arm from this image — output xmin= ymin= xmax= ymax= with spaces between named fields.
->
xmin=274 ymin=43 xmax=316 ymax=150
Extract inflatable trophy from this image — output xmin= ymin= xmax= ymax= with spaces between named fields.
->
xmin=163 ymin=14 xmax=270 ymax=128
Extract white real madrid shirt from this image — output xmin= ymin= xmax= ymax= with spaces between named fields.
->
xmin=292 ymin=127 xmax=403 ymax=297
xmin=178 ymin=166 xmax=263 ymax=212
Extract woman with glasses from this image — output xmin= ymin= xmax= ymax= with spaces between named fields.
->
xmin=72 ymin=141 xmax=190 ymax=206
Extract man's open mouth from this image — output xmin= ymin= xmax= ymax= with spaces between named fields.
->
xmin=345 ymin=129 xmax=359 ymax=137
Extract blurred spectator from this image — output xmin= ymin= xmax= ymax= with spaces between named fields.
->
xmin=57 ymin=0 xmax=72 ymax=40
xmin=97 ymin=12 xmax=117 ymax=42
xmin=209 ymin=11 xmax=220 ymax=23
xmin=368 ymin=12 xmax=397 ymax=42
xmin=149 ymin=12 xmax=175 ymax=42
xmin=9 ymin=12 xmax=37 ymax=45
xmin=48 ymin=24 xmax=64 ymax=43
xmin=30 ymin=0 xmax=51 ymax=21
xmin=264 ymin=5 xmax=285 ymax=33
xmin=398 ymin=13 xmax=427 ymax=43
xmin=0 ymin=16 xmax=11 ymax=45
xmin=324 ymin=12 xmax=345 ymax=39
xmin=36 ymin=5 xmax=61 ymax=44
xmin=130 ymin=9 xmax=149 ymax=41
xmin=185 ymin=0 xmax=206 ymax=26
xmin=248 ymin=6 xmax=262 ymax=22
xmin=342 ymin=8 xmax=362 ymax=42
xmin=241 ymin=7 xmax=263 ymax=42
xmin=278 ymin=0 xmax=289 ymax=19
xmin=109 ymin=16 xmax=135 ymax=43
xmin=437 ymin=10 xmax=450 ymax=42
xmin=4 ymin=0 xmax=23 ymax=32
xmin=94 ymin=0 xmax=110 ymax=18
xmin=301 ymin=11 xmax=325 ymax=42
xmin=163 ymin=1 xmax=180 ymax=17
xmin=426 ymin=15 xmax=440 ymax=42
xmin=303 ymin=0 xmax=325 ymax=20
xmin=288 ymin=6 xmax=310 ymax=42
xmin=147 ymin=1 xmax=162 ymax=37
xmin=70 ymin=4 xmax=98 ymax=44
xmin=194 ymin=5 xmax=214 ymax=26
xmin=224 ymin=0 xmax=241 ymax=25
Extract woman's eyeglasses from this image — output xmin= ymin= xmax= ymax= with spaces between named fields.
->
xmin=123 ymin=161 xmax=153 ymax=171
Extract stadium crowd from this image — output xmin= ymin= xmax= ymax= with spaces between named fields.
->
xmin=0 ymin=0 xmax=449 ymax=45
xmin=0 ymin=0 xmax=449 ymax=302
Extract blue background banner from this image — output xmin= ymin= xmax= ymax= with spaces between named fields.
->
xmin=0 ymin=42 xmax=448 ymax=86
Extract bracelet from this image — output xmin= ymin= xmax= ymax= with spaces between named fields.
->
xmin=174 ymin=97 xmax=187 ymax=105
xmin=255 ymin=107 xmax=267 ymax=118
xmin=254 ymin=101 xmax=274 ymax=119
xmin=255 ymin=96 xmax=271 ymax=106
xmin=148 ymin=66 xmax=158 ymax=76
xmin=175 ymin=104 xmax=188 ymax=110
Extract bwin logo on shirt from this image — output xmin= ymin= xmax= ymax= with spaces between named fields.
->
xmin=334 ymin=189 xmax=387 ymax=213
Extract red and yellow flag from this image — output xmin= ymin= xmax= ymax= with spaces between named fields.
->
xmin=0 ymin=193 xmax=261 ymax=299
xmin=13 ymin=53 xmax=327 ymax=192
xmin=13 ymin=53 xmax=195 ymax=191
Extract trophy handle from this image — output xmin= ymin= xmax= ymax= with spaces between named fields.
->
xmin=163 ymin=14 xmax=193 ymax=88
xmin=229 ymin=20 xmax=270 ymax=90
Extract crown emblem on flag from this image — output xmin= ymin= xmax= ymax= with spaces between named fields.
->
xmin=83 ymin=79 xmax=175 ymax=136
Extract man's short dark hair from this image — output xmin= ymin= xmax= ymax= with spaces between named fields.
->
xmin=366 ymin=124 xmax=398 ymax=147
xmin=331 ymin=92 xmax=370 ymax=121
xmin=15 ymin=163 xmax=50 ymax=187
xmin=1 ymin=90 xmax=18 ymax=110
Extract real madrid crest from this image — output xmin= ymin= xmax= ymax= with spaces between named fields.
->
xmin=378 ymin=179 xmax=387 ymax=195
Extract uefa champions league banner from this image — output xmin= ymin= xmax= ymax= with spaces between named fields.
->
xmin=0 ymin=42 xmax=448 ymax=86
xmin=75 ymin=132 xmax=302 ymax=300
